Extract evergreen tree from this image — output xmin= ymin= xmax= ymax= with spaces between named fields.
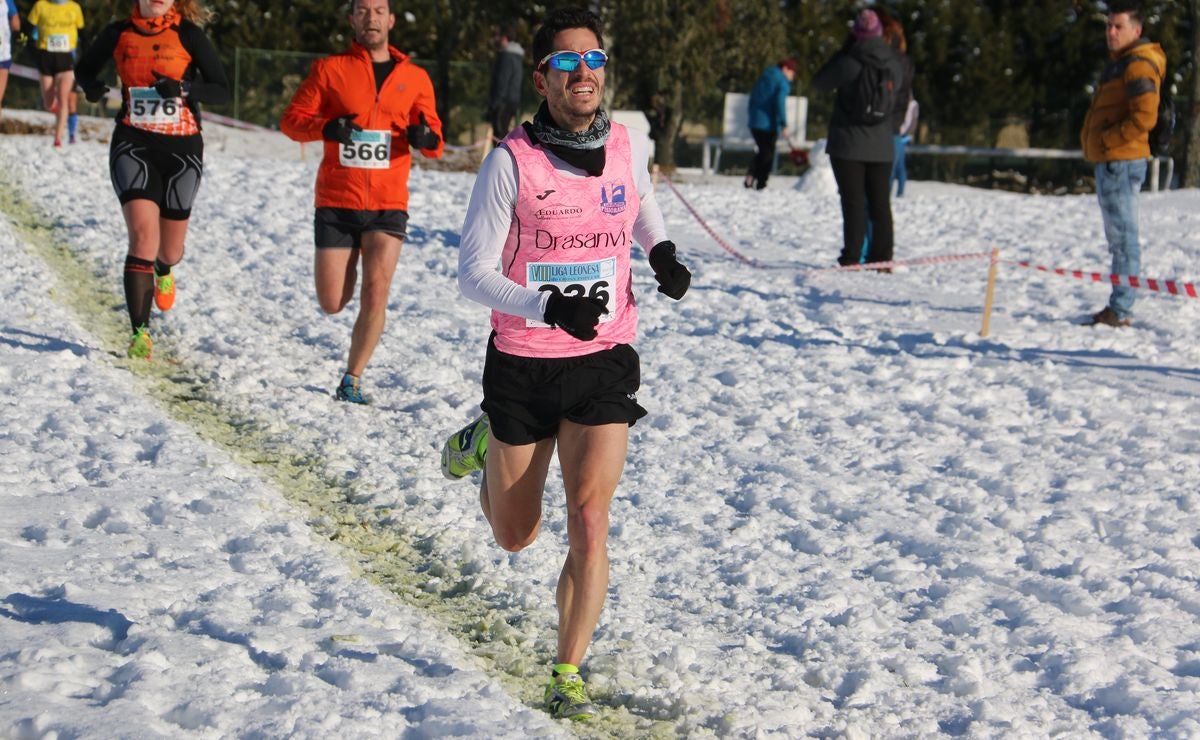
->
xmin=1188 ymin=0 xmax=1200 ymax=186
xmin=48 ymin=0 xmax=1194 ymax=180
xmin=607 ymin=0 xmax=750 ymax=170
xmin=781 ymin=0 xmax=859 ymax=136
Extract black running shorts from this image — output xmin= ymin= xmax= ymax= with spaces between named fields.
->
xmin=109 ymin=124 xmax=204 ymax=220
xmin=36 ymin=51 xmax=75 ymax=76
xmin=481 ymin=333 xmax=647 ymax=445
xmin=314 ymin=207 xmax=408 ymax=249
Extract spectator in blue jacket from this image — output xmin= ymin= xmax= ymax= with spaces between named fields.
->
xmin=744 ymin=57 xmax=796 ymax=190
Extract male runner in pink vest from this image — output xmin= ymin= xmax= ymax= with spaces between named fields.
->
xmin=440 ymin=6 xmax=691 ymax=721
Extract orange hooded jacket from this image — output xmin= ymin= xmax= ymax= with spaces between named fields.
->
xmin=281 ymin=42 xmax=444 ymax=211
xmin=1080 ymin=38 xmax=1166 ymax=163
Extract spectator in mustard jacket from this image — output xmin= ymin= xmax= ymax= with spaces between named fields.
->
xmin=1079 ymin=0 xmax=1165 ymax=327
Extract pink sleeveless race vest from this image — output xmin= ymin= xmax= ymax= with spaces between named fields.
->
xmin=492 ymin=124 xmax=640 ymax=358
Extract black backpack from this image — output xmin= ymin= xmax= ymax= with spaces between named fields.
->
xmin=848 ymin=52 xmax=896 ymax=125
xmin=1149 ymin=75 xmax=1174 ymax=157
xmin=1130 ymin=53 xmax=1174 ymax=157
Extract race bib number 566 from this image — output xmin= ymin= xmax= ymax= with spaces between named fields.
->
xmin=339 ymin=130 xmax=391 ymax=169
xmin=526 ymin=258 xmax=617 ymax=328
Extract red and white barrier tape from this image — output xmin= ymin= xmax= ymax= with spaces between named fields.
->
xmin=659 ymin=173 xmax=760 ymax=267
xmin=205 ymin=112 xmax=276 ymax=133
xmin=659 ymin=173 xmax=991 ymax=275
xmin=1007 ymin=260 xmax=1199 ymax=298
xmin=808 ymin=251 xmax=994 ymax=274
xmin=444 ymin=138 xmax=491 ymax=153
xmin=628 ymin=174 xmax=1197 ymax=301
xmin=12 ymin=63 xmax=277 ymax=133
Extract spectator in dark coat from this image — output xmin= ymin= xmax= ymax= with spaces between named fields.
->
xmin=812 ymin=8 xmax=906 ymax=267
xmin=486 ymin=22 xmax=524 ymax=145
xmin=744 ymin=57 xmax=796 ymax=190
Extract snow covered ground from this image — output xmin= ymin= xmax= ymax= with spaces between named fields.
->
xmin=2 ymin=111 xmax=1200 ymax=738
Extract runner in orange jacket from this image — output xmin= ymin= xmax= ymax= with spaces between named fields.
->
xmin=280 ymin=0 xmax=443 ymax=404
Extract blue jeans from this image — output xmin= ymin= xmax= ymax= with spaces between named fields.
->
xmin=890 ymin=135 xmax=910 ymax=197
xmin=1094 ymin=159 xmax=1146 ymax=318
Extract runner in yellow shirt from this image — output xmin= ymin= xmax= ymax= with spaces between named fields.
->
xmin=28 ymin=0 xmax=84 ymax=146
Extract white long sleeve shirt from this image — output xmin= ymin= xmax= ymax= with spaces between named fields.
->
xmin=457 ymin=128 xmax=668 ymax=323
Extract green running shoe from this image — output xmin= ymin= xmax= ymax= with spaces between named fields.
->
xmin=545 ymin=665 xmax=595 ymax=721
xmin=440 ymin=414 xmax=489 ymax=480
xmin=127 ymin=326 xmax=153 ymax=360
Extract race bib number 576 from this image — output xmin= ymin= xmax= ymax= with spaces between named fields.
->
xmin=526 ymin=258 xmax=617 ymax=328
xmin=129 ymin=87 xmax=181 ymax=126
xmin=339 ymin=130 xmax=391 ymax=169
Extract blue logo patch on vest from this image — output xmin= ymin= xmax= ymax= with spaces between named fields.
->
xmin=600 ymin=182 xmax=627 ymax=215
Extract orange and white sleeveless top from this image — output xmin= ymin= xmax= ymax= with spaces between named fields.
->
xmin=114 ymin=7 xmax=198 ymax=136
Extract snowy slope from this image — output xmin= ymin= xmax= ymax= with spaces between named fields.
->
xmin=2 ymin=113 xmax=1200 ymax=738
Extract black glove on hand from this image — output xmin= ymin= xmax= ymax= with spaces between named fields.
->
xmin=406 ymin=112 xmax=440 ymax=150
xmin=648 ymin=241 xmax=691 ymax=300
xmin=80 ymin=79 xmax=109 ymax=103
xmin=151 ymin=71 xmax=183 ymax=99
xmin=322 ymin=115 xmax=362 ymax=145
xmin=543 ymin=291 xmax=608 ymax=341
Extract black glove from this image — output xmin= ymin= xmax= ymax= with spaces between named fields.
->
xmin=151 ymin=71 xmax=183 ymax=99
xmin=648 ymin=241 xmax=691 ymax=300
xmin=406 ymin=112 xmax=440 ymax=150
xmin=80 ymin=79 xmax=109 ymax=103
xmin=543 ymin=291 xmax=608 ymax=341
xmin=322 ymin=115 xmax=362 ymax=145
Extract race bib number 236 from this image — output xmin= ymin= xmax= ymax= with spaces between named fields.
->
xmin=526 ymin=258 xmax=617 ymax=328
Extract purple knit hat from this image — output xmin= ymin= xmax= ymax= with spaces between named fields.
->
xmin=852 ymin=9 xmax=883 ymax=40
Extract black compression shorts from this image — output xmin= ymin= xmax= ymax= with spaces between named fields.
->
xmin=109 ymin=124 xmax=204 ymax=220
xmin=481 ymin=332 xmax=647 ymax=445
xmin=314 ymin=207 xmax=409 ymax=249
xmin=36 ymin=51 xmax=75 ymax=76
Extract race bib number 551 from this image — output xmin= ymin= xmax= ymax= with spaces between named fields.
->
xmin=526 ymin=258 xmax=617 ymax=328
xmin=339 ymin=130 xmax=391 ymax=169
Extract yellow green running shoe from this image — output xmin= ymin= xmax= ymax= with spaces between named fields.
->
xmin=154 ymin=269 xmax=175 ymax=311
xmin=440 ymin=414 xmax=489 ymax=480
xmin=545 ymin=664 xmax=595 ymax=721
xmin=127 ymin=326 xmax=153 ymax=360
